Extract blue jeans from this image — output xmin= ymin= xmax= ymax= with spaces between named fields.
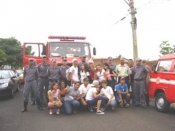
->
xmin=86 ymin=96 xmax=103 ymax=107
xmin=102 ymin=96 xmax=116 ymax=107
xmin=64 ymin=100 xmax=80 ymax=115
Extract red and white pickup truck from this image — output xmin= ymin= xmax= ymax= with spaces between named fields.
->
xmin=148 ymin=53 xmax=175 ymax=113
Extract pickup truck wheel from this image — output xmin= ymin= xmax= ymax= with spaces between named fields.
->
xmin=155 ymin=93 xmax=170 ymax=113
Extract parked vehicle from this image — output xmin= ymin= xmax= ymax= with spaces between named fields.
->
xmin=148 ymin=53 xmax=175 ymax=113
xmin=0 ymin=70 xmax=20 ymax=98
xmin=16 ymin=70 xmax=24 ymax=85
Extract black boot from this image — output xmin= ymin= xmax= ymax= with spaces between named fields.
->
xmin=21 ymin=101 xmax=28 ymax=112
xmin=36 ymin=99 xmax=43 ymax=111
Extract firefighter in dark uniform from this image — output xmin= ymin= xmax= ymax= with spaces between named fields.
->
xmin=21 ymin=58 xmax=43 ymax=112
xmin=59 ymin=57 xmax=70 ymax=86
xmin=30 ymin=58 xmax=37 ymax=105
xmin=37 ymin=55 xmax=50 ymax=105
xmin=47 ymin=59 xmax=60 ymax=89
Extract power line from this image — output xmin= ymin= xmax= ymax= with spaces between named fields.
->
xmin=114 ymin=13 xmax=130 ymax=25
xmin=136 ymin=0 xmax=155 ymax=10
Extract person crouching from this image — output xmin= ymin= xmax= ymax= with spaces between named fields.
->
xmin=48 ymin=82 xmax=62 ymax=115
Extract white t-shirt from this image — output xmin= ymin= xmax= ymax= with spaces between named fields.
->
xmin=80 ymin=71 xmax=90 ymax=83
xmin=78 ymin=84 xmax=91 ymax=97
xmin=96 ymin=69 xmax=105 ymax=82
xmin=101 ymin=86 xmax=115 ymax=100
xmin=86 ymin=87 xmax=97 ymax=101
xmin=69 ymin=66 xmax=79 ymax=81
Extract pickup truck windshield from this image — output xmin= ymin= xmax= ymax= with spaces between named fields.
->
xmin=49 ymin=42 xmax=90 ymax=57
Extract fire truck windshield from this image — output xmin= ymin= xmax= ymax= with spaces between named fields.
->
xmin=49 ymin=42 xmax=90 ymax=58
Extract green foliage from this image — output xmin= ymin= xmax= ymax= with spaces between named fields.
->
xmin=0 ymin=37 xmax=22 ymax=68
xmin=159 ymin=41 xmax=175 ymax=55
xmin=0 ymin=49 xmax=6 ymax=62
xmin=25 ymin=46 xmax=35 ymax=56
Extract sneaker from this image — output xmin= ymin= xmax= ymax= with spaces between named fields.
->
xmin=56 ymin=109 xmax=60 ymax=114
xmin=124 ymin=103 xmax=130 ymax=108
xmin=96 ymin=110 xmax=105 ymax=115
xmin=88 ymin=107 xmax=94 ymax=112
xmin=49 ymin=111 xmax=53 ymax=115
xmin=100 ymin=107 xmax=106 ymax=112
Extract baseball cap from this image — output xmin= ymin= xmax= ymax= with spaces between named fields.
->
xmin=72 ymin=58 xmax=78 ymax=63
xmin=136 ymin=58 xmax=142 ymax=61
xmin=28 ymin=58 xmax=34 ymax=61
xmin=51 ymin=59 xmax=56 ymax=63
xmin=42 ymin=55 xmax=46 ymax=58
xmin=62 ymin=56 xmax=67 ymax=61
xmin=120 ymin=77 xmax=125 ymax=81
xmin=108 ymin=56 xmax=112 ymax=60
xmin=91 ymin=80 xmax=99 ymax=86
xmin=81 ymin=55 xmax=86 ymax=58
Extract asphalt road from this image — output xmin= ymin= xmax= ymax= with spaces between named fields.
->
xmin=0 ymin=85 xmax=175 ymax=131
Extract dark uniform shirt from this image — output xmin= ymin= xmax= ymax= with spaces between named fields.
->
xmin=37 ymin=63 xmax=50 ymax=78
xmin=47 ymin=66 xmax=60 ymax=80
xmin=59 ymin=65 xmax=70 ymax=80
xmin=24 ymin=65 xmax=38 ymax=82
xmin=109 ymin=63 xmax=116 ymax=71
xmin=132 ymin=65 xmax=149 ymax=80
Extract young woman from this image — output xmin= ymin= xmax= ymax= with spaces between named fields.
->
xmin=103 ymin=63 xmax=117 ymax=90
xmin=103 ymin=63 xmax=112 ymax=86
xmin=96 ymin=64 xmax=106 ymax=83
xmin=60 ymin=80 xmax=68 ymax=98
xmin=48 ymin=82 xmax=63 ymax=115
xmin=80 ymin=64 xmax=90 ymax=84
xmin=89 ymin=63 xmax=96 ymax=83
xmin=64 ymin=81 xmax=83 ymax=115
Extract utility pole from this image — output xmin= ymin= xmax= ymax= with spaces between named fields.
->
xmin=124 ymin=0 xmax=138 ymax=62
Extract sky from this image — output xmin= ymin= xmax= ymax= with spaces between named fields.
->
xmin=0 ymin=0 xmax=174 ymax=60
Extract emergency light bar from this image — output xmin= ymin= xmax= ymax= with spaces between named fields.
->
xmin=48 ymin=36 xmax=86 ymax=40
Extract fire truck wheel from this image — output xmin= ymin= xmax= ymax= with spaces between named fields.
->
xmin=155 ymin=93 xmax=170 ymax=113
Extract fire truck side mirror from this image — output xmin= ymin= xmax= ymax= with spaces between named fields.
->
xmin=42 ymin=45 xmax=46 ymax=55
xmin=93 ymin=47 xmax=96 ymax=55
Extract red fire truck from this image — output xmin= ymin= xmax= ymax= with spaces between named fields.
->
xmin=22 ymin=36 xmax=96 ymax=67
xmin=148 ymin=53 xmax=175 ymax=113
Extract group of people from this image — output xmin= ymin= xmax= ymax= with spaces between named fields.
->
xmin=21 ymin=55 xmax=151 ymax=115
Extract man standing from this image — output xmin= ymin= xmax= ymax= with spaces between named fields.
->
xmin=133 ymin=58 xmax=149 ymax=108
xmin=30 ymin=59 xmax=37 ymax=105
xmin=107 ymin=57 xmax=116 ymax=71
xmin=68 ymin=58 xmax=79 ymax=85
xmin=115 ymin=57 xmax=131 ymax=88
xmin=59 ymin=57 xmax=70 ymax=86
xmin=128 ymin=59 xmax=135 ymax=105
xmin=142 ymin=60 xmax=151 ymax=106
xmin=47 ymin=59 xmax=60 ymax=89
xmin=37 ymin=55 xmax=50 ymax=105
xmin=21 ymin=58 xmax=42 ymax=112
xmin=107 ymin=57 xmax=117 ymax=90
xmin=78 ymin=56 xmax=89 ymax=75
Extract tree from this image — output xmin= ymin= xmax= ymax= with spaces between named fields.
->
xmin=0 ymin=37 xmax=22 ymax=68
xmin=159 ymin=41 xmax=175 ymax=55
xmin=0 ymin=49 xmax=6 ymax=62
